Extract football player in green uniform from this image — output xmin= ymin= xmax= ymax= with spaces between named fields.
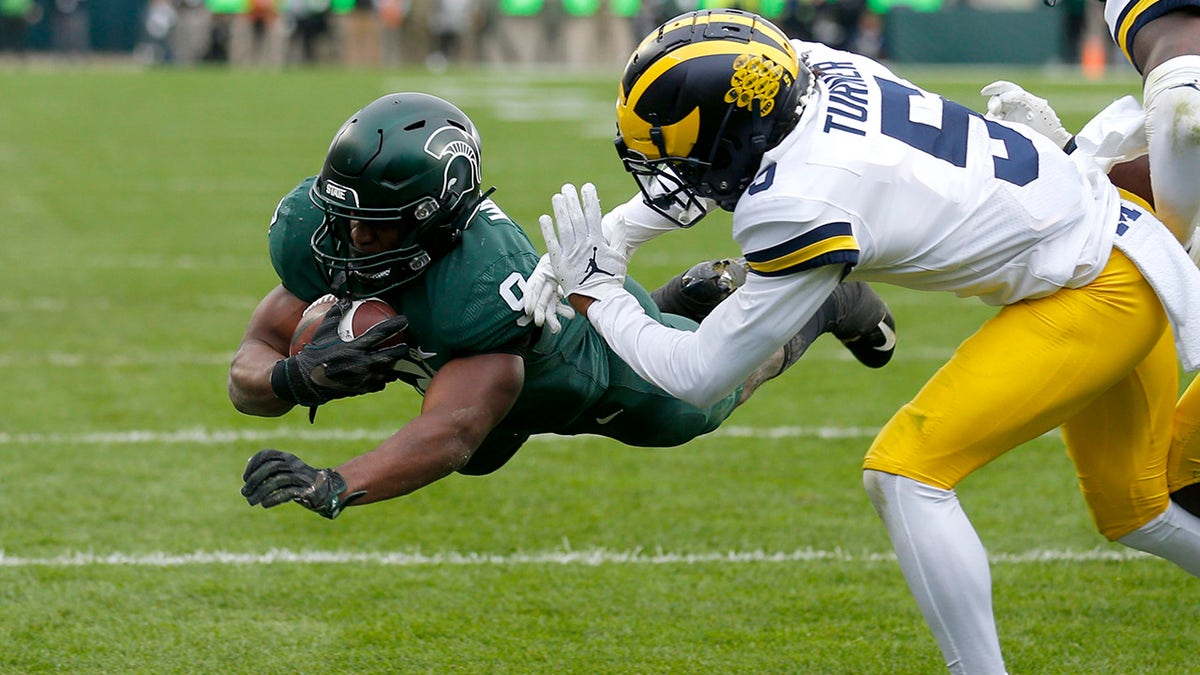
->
xmin=231 ymin=92 xmax=895 ymax=520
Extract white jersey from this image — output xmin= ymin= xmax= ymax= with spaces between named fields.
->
xmin=589 ymin=43 xmax=1128 ymax=407
xmin=738 ymin=41 xmax=1120 ymax=307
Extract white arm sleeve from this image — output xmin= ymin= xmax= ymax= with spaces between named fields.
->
xmin=586 ymin=264 xmax=844 ymax=407
xmin=601 ymin=193 xmax=678 ymax=254
xmin=601 ymin=193 xmax=718 ymax=256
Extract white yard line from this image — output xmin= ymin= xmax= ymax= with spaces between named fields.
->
xmin=0 ymin=547 xmax=1150 ymax=568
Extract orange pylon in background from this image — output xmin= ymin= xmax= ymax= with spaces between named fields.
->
xmin=1082 ymin=36 xmax=1107 ymax=80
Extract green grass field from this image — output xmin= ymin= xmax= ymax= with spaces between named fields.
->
xmin=1 ymin=61 xmax=1196 ymax=673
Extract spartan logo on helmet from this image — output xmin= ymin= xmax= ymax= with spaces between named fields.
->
xmin=422 ymin=124 xmax=482 ymax=219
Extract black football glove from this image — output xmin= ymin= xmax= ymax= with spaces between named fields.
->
xmin=241 ymin=449 xmax=366 ymax=519
xmin=270 ymin=298 xmax=409 ymax=408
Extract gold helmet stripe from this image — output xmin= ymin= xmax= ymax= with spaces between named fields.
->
xmin=618 ymin=104 xmax=702 ymax=160
xmin=626 ymin=41 xmax=797 ymax=106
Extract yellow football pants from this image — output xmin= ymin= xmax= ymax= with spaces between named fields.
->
xmin=864 ymin=249 xmax=1179 ymax=540
xmin=1171 ymin=373 xmax=1200 ymax=492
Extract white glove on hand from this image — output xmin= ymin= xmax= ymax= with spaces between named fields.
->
xmin=981 ymin=80 xmax=1073 ymax=149
xmin=539 ymin=183 xmax=628 ymax=304
xmin=522 ymin=253 xmax=575 ymax=334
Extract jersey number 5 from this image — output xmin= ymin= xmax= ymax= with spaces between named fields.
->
xmin=877 ymin=77 xmax=1038 ymax=187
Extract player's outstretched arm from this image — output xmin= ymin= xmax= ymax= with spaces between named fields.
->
xmin=241 ymin=351 xmax=526 ymax=518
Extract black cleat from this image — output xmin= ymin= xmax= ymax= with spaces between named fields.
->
xmin=651 ymin=258 xmax=748 ymax=323
xmin=773 ymin=281 xmax=897 ymax=377
xmin=831 ymin=282 xmax=896 ymax=369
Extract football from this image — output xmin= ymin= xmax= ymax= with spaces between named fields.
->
xmin=289 ymin=295 xmax=337 ymax=356
xmin=289 ymin=295 xmax=404 ymax=356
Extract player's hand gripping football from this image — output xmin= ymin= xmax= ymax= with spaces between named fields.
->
xmin=980 ymin=81 xmax=1073 ymax=150
xmin=522 ymin=253 xmax=576 ymax=334
xmin=270 ymin=297 xmax=409 ymax=408
xmin=242 ymin=449 xmax=365 ymax=519
xmin=539 ymin=183 xmax=629 ymax=308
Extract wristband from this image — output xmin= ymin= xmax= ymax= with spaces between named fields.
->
xmin=270 ymin=359 xmax=324 ymax=422
xmin=269 ymin=358 xmax=298 ymax=404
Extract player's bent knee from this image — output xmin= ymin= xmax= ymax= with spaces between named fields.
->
xmin=862 ymin=469 xmax=895 ymax=518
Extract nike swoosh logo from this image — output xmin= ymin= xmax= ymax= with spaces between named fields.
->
xmin=413 ymin=347 xmax=438 ymax=360
xmin=874 ymin=321 xmax=897 ymax=352
xmin=596 ymin=410 xmax=623 ymax=424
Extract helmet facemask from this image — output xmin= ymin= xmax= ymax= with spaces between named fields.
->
xmin=617 ymin=149 xmax=712 ymax=228
xmin=310 ymin=214 xmax=436 ymax=300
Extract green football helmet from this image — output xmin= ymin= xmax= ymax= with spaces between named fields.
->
xmin=310 ymin=92 xmax=485 ymax=297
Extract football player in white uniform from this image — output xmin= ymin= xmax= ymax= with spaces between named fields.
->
xmin=538 ymin=9 xmax=1200 ymax=674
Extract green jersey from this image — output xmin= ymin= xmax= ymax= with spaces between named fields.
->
xmin=268 ymin=178 xmax=740 ymax=473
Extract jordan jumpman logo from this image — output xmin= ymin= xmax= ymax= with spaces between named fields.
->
xmin=580 ymin=247 xmax=615 ymax=284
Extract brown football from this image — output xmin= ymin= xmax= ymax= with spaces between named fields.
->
xmin=289 ymin=295 xmax=337 ymax=356
xmin=289 ymin=296 xmax=403 ymax=356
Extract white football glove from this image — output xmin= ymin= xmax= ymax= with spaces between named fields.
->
xmin=539 ymin=183 xmax=628 ymax=304
xmin=522 ymin=253 xmax=575 ymax=334
xmin=981 ymin=80 xmax=1073 ymax=150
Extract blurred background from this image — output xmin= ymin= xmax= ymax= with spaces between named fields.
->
xmin=0 ymin=0 xmax=1121 ymax=76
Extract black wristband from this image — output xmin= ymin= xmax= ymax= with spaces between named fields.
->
xmin=269 ymin=359 xmax=297 ymax=404
xmin=269 ymin=359 xmax=327 ymax=407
